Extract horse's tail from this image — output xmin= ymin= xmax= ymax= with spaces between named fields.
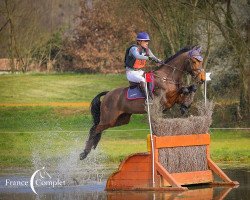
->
xmin=90 ymin=91 xmax=109 ymax=126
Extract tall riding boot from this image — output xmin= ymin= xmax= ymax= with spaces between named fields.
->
xmin=140 ymin=81 xmax=153 ymax=99
xmin=139 ymin=81 xmax=147 ymax=97
xmin=147 ymin=84 xmax=153 ymax=99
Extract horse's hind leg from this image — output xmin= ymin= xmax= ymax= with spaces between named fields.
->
xmin=80 ymin=95 xmax=126 ymax=160
xmin=114 ymin=113 xmax=132 ymax=126
xmin=92 ymin=114 xmax=132 ymax=150
xmin=80 ymin=123 xmax=110 ymax=160
xmin=91 ymin=123 xmax=115 ymax=149
xmin=92 ymin=133 xmax=102 ymax=149
xmin=80 ymin=125 xmax=96 ymax=160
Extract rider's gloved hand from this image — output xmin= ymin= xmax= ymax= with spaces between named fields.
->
xmin=149 ymin=56 xmax=164 ymax=65
xmin=148 ymin=56 xmax=157 ymax=62
xmin=158 ymin=60 xmax=165 ymax=65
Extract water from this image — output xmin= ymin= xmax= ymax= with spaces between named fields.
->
xmin=1 ymin=130 xmax=248 ymax=199
xmin=0 ymin=168 xmax=249 ymax=200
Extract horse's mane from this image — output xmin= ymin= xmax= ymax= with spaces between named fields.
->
xmin=164 ymin=45 xmax=196 ymax=64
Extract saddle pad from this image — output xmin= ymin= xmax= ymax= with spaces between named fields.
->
xmin=126 ymin=86 xmax=145 ymax=100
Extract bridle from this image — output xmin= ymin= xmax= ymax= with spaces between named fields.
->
xmin=153 ymin=56 xmax=203 ymax=86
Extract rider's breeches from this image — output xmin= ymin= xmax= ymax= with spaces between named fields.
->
xmin=126 ymin=68 xmax=145 ymax=83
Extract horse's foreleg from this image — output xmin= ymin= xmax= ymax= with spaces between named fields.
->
xmin=179 ymin=84 xmax=197 ymax=95
xmin=179 ymin=87 xmax=189 ymax=95
xmin=178 ymin=86 xmax=197 ymax=115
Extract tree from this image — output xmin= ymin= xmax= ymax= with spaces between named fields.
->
xmin=139 ymin=1 xmax=197 ymax=53
xmin=197 ymin=0 xmax=250 ymax=117
xmin=141 ymin=0 xmax=249 ymax=118
xmin=61 ymin=0 xmax=147 ymax=73
xmin=0 ymin=0 xmax=79 ymax=72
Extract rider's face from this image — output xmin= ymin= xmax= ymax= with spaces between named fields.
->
xmin=138 ymin=40 xmax=149 ymax=49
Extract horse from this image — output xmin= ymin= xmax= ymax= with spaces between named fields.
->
xmin=80 ymin=45 xmax=205 ymax=160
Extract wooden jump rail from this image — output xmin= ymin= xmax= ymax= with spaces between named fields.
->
xmin=106 ymin=133 xmax=239 ymax=191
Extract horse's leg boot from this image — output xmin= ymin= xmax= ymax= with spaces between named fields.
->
xmin=180 ymin=87 xmax=189 ymax=95
xmin=188 ymin=84 xmax=197 ymax=93
xmin=180 ymin=104 xmax=188 ymax=115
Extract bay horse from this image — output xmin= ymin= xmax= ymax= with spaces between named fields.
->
xmin=80 ymin=46 xmax=205 ymax=160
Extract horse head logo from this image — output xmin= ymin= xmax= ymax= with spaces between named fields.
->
xmin=30 ymin=167 xmax=51 ymax=195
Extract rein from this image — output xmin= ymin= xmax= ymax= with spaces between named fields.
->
xmin=153 ymin=60 xmax=189 ymax=86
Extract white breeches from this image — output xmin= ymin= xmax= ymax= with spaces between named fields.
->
xmin=126 ymin=68 xmax=145 ymax=83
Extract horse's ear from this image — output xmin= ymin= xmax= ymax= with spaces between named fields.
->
xmin=195 ymin=46 xmax=202 ymax=53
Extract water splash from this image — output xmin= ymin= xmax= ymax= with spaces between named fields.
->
xmin=30 ymin=130 xmax=108 ymax=187
xmin=56 ymin=146 xmax=108 ymax=186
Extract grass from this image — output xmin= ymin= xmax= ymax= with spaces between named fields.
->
xmin=210 ymin=130 xmax=250 ymax=167
xmin=0 ymin=73 xmax=127 ymax=103
xmin=0 ymin=73 xmax=249 ymax=169
xmin=0 ymin=106 xmax=249 ymax=168
xmin=0 ymin=127 xmax=249 ymax=168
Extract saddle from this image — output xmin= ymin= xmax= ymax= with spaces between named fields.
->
xmin=126 ymin=73 xmax=155 ymax=100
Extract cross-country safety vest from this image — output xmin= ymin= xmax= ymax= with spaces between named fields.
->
xmin=124 ymin=45 xmax=149 ymax=69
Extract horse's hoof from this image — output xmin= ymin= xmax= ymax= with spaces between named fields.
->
xmin=80 ymin=151 xmax=88 ymax=160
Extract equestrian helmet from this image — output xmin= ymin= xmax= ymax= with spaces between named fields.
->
xmin=136 ymin=32 xmax=150 ymax=41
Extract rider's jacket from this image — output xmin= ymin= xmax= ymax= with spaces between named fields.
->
xmin=125 ymin=45 xmax=159 ymax=69
xmin=125 ymin=45 xmax=148 ymax=69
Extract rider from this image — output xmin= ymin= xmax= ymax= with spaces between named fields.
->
xmin=125 ymin=32 xmax=162 ymax=98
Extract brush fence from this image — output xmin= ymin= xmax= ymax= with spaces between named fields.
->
xmin=106 ymin=101 xmax=238 ymax=190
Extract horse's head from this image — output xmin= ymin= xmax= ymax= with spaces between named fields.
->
xmin=186 ymin=46 xmax=205 ymax=84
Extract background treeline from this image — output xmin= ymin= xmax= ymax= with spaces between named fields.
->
xmin=0 ymin=0 xmax=249 ymax=124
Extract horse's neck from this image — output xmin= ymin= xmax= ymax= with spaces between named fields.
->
xmin=157 ymin=54 xmax=187 ymax=81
